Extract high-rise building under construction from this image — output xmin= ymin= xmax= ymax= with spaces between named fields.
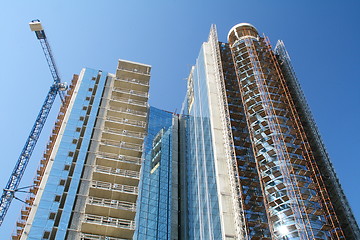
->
xmin=8 ymin=22 xmax=359 ymax=240
xmin=13 ymin=60 xmax=151 ymax=240
xmin=179 ymin=24 xmax=359 ymax=239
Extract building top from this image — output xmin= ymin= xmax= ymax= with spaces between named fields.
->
xmin=118 ymin=59 xmax=152 ymax=68
xmin=227 ymin=23 xmax=259 ymax=45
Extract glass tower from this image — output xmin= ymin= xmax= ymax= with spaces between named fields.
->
xmin=180 ymin=46 xmax=223 ymax=240
xmin=134 ymin=107 xmax=179 ymax=240
xmin=181 ymin=24 xmax=360 ymax=240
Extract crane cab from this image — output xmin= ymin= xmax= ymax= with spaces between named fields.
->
xmin=29 ymin=20 xmax=46 ymax=39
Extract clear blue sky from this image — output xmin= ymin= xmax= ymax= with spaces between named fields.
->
xmin=1 ymin=0 xmax=359 ymax=237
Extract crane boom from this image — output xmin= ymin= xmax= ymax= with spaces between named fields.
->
xmin=30 ymin=20 xmax=66 ymax=102
xmin=0 ymin=20 xmax=66 ymax=226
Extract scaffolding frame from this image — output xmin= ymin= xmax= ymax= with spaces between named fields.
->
xmin=220 ymin=42 xmax=271 ymax=239
xmin=227 ymin=25 xmax=341 ymax=239
xmin=263 ymin=36 xmax=345 ymax=239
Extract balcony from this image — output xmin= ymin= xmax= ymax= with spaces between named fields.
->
xmin=113 ymin=87 xmax=148 ymax=99
xmin=81 ymin=214 xmax=135 ymax=239
xmin=83 ymin=214 xmax=135 ymax=229
xmin=87 ymin=196 xmax=136 ymax=212
xmin=95 ymin=152 xmax=141 ymax=171
xmin=85 ymin=196 xmax=136 ymax=220
xmin=89 ymin=180 xmax=138 ymax=201
xmin=107 ymin=105 xmax=147 ymax=117
xmin=109 ymin=95 xmax=147 ymax=111
xmin=102 ymin=127 xmax=145 ymax=144
xmin=114 ymin=76 xmax=149 ymax=92
xmin=95 ymin=152 xmax=141 ymax=165
xmin=116 ymin=67 xmax=150 ymax=77
xmin=91 ymin=180 xmax=138 ymax=193
xmin=101 ymin=140 xmax=142 ymax=151
xmin=105 ymin=116 xmax=146 ymax=132
xmin=92 ymin=165 xmax=140 ymax=185
xmin=106 ymin=106 xmax=147 ymax=123
xmin=80 ymin=233 xmax=128 ymax=240
xmin=117 ymin=60 xmax=151 ymax=75
xmin=94 ymin=165 xmax=139 ymax=179
xmin=99 ymin=139 xmax=143 ymax=157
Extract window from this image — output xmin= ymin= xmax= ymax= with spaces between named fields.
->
xmin=72 ymin=139 xmax=78 ymax=144
xmin=49 ymin=212 xmax=56 ymax=220
xmin=76 ymin=127 xmax=81 ymax=132
xmin=64 ymin=165 xmax=70 ymax=171
xmin=42 ymin=231 xmax=50 ymax=239
xmin=59 ymin=179 xmax=66 ymax=186
xmin=82 ymin=106 xmax=87 ymax=111
xmin=79 ymin=116 xmax=84 ymax=121
xmin=54 ymin=195 xmax=61 ymax=202
xmin=88 ymin=88 xmax=93 ymax=92
xmin=68 ymin=152 xmax=74 ymax=157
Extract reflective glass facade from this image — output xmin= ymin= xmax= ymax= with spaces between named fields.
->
xmin=135 ymin=107 xmax=178 ymax=240
xmin=181 ymin=46 xmax=222 ymax=240
xmin=26 ymin=69 xmax=108 ymax=239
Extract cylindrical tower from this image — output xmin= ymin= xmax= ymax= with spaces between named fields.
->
xmin=227 ymin=23 xmax=332 ymax=239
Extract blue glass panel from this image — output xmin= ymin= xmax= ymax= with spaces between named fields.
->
xmin=27 ymin=69 xmax=108 ymax=239
xmin=182 ymin=45 xmax=222 ymax=240
xmin=134 ymin=107 xmax=175 ymax=240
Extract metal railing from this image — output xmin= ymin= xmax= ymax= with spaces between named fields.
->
xmin=103 ymin=127 xmax=145 ymax=140
xmin=105 ymin=116 xmax=146 ymax=128
xmin=100 ymin=140 xmax=143 ymax=152
xmin=87 ymin=196 xmax=136 ymax=211
xmin=83 ymin=214 xmax=135 ymax=230
xmin=113 ymin=87 xmax=148 ymax=98
xmin=117 ymin=67 xmax=150 ymax=75
xmin=115 ymin=76 xmax=149 ymax=86
xmin=94 ymin=165 xmax=140 ymax=179
xmin=91 ymin=180 xmax=138 ymax=194
xmin=107 ymin=106 xmax=147 ymax=117
xmin=80 ymin=233 xmax=128 ymax=240
xmin=95 ymin=152 xmax=141 ymax=165
xmin=110 ymin=95 xmax=147 ymax=108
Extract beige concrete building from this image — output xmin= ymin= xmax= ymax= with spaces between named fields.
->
xmin=13 ymin=60 xmax=150 ymax=240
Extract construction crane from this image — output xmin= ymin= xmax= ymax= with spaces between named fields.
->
xmin=0 ymin=20 xmax=66 ymax=226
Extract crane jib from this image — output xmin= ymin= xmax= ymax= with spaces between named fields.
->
xmin=0 ymin=19 xmax=66 ymax=226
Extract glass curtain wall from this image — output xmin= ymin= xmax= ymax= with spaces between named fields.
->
xmin=27 ymin=69 xmax=108 ymax=239
xmin=181 ymin=46 xmax=222 ymax=240
xmin=134 ymin=107 xmax=174 ymax=240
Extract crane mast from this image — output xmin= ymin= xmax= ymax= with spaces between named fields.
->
xmin=0 ymin=20 xmax=66 ymax=226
